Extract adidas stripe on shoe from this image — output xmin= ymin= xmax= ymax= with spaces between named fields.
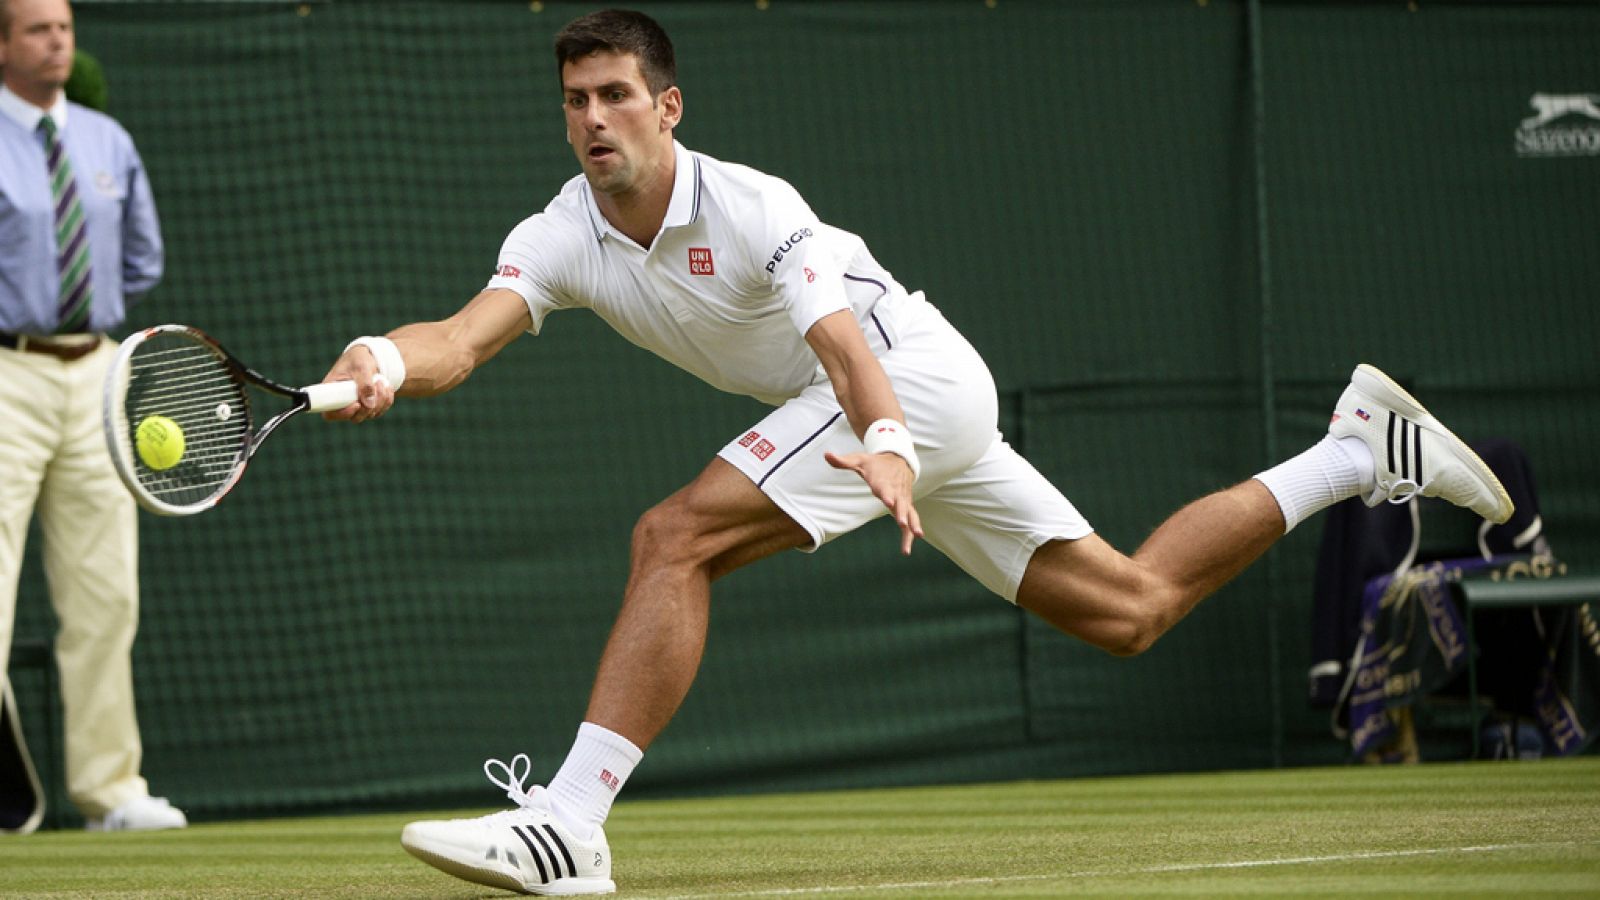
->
xmin=1329 ymin=363 xmax=1514 ymax=524
xmin=401 ymin=754 xmax=615 ymax=896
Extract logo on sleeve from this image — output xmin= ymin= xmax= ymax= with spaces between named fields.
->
xmin=689 ymin=247 xmax=715 ymax=276
xmin=764 ymin=228 xmax=814 ymax=273
xmin=496 ymin=264 xmax=521 ymax=279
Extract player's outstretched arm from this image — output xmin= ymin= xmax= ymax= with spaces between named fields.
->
xmin=322 ymin=288 xmax=532 ymax=422
xmin=805 ymin=310 xmax=924 ymax=555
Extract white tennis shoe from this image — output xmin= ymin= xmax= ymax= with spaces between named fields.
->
xmin=1330 ymin=363 xmax=1513 ymax=524
xmin=401 ymin=754 xmax=615 ymax=896
xmin=84 ymin=795 xmax=187 ymax=832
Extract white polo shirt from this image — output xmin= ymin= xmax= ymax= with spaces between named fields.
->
xmin=486 ymin=142 xmax=913 ymax=406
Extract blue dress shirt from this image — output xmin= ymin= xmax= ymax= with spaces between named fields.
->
xmin=0 ymin=85 xmax=162 ymax=334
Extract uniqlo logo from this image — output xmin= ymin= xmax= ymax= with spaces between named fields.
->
xmin=496 ymin=264 xmax=521 ymax=279
xmin=688 ymin=247 xmax=715 ymax=276
xmin=751 ymin=439 xmax=775 ymax=460
xmin=738 ymin=430 xmax=760 ymax=448
xmin=599 ymin=769 xmax=620 ymax=792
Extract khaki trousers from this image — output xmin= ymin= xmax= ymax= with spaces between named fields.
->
xmin=0 ymin=338 xmax=148 ymax=818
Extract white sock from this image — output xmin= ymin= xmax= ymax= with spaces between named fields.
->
xmin=1254 ymin=435 xmax=1373 ymax=532
xmin=546 ymin=722 xmax=643 ymax=840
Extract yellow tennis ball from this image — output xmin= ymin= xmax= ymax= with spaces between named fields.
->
xmin=135 ymin=415 xmax=185 ymax=471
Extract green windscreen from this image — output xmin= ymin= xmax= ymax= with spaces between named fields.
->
xmin=9 ymin=1 xmax=1597 ymax=823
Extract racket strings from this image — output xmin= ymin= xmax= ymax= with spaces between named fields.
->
xmin=122 ymin=337 xmax=251 ymax=502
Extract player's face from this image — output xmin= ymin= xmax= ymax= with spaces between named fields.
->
xmin=0 ymin=0 xmax=75 ymax=103
xmin=561 ymin=50 xmax=681 ymax=197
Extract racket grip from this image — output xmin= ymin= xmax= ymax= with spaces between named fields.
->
xmin=303 ymin=380 xmax=360 ymax=413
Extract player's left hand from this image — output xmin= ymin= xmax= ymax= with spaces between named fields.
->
xmin=825 ymin=450 xmax=923 ymax=555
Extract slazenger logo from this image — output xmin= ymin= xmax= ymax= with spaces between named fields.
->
xmin=1515 ymin=93 xmax=1600 ymax=158
xmin=764 ymin=228 xmax=813 ymax=273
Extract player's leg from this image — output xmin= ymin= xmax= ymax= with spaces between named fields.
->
xmin=933 ymin=363 xmax=1512 ymax=656
xmin=403 ymin=457 xmax=806 ymax=895
xmin=915 ymin=439 xmax=1271 ymax=655
xmin=403 ymin=401 xmax=877 ymax=895
xmin=542 ymin=459 xmax=809 ymax=847
xmin=584 ymin=457 xmax=811 ymax=749
xmin=1039 ymin=364 xmax=1513 ymax=652
xmin=916 ymin=434 xmax=1282 ymax=656
xmin=1015 ymin=481 xmax=1282 ymax=656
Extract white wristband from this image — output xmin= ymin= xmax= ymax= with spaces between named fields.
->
xmin=344 ymin=336 xmax=406 ymax=391
xmin=862 ymin=418 xmax=920 ymax=481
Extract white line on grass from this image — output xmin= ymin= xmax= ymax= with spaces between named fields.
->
xmin=656 ymin=840 xmax=1592 ymax=898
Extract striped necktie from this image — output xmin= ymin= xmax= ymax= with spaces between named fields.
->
xmin=40 ymin=116 xmax=94 ymax=333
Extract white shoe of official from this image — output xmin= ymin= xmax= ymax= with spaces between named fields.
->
xmin=1330 ymin=363 xmax=1514 ymax=524
xmin=401 ymin=754 xmax=615 ymax=896
xmin=84 ymin=795 xmax=188 ymax=832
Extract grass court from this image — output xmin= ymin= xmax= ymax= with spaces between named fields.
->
xmin=3 ymin=757 xmax=1596 ymax=897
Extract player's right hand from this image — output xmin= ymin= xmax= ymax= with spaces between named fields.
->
xmin=321 ymin=347 xmax=394 ymax=423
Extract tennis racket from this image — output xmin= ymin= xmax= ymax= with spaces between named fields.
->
xmin=102 ymin=323 xmax=364 ymax=516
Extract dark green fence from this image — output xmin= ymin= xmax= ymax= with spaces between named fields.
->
xmin=11 ymin=0 xmax=1598 ymax=822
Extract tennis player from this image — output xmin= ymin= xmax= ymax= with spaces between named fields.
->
xmin=322 ymin=10 xmax=1512 ymax=895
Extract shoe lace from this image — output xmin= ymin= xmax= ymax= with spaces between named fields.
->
xmin=1382 ymin=477 xmax=1424 ymax=505
xmin=481 ymin=753 xmax=546 ymax=822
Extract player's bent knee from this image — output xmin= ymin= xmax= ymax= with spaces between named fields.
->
xmin=629 ymin=494 xmax=731 ymax=573
xmin=630 ymin=502 xmax=700 ymax=568
xmin=1036 ymin=588 xmax=1178 ymax=658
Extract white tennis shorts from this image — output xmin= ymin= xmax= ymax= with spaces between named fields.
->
xmin=718 ymin=291 xmax=1092 ymax=602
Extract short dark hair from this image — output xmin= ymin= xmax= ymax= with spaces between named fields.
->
xmin=554 ymin=9 xmax=676 ymax=98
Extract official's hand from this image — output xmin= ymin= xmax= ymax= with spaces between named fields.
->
xmin=320 ymin=346 xmax=394 ymax=423
xmin=825 ymin=450 xmax=923 ymax=555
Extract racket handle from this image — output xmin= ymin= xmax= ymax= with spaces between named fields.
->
xmin=303 ymin=380 xmax=360 ymax=413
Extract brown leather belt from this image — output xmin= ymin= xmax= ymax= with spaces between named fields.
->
xmin=0 ymin=333 xmax=102 ymax=362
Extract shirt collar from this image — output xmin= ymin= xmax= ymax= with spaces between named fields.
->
xmin=580 ymin=140 xmax=703 ymax=245
xmin=0 ymin=85 xmax=67 ymax=135
xmin=660 ymin=141 xmax=702 ymax=231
